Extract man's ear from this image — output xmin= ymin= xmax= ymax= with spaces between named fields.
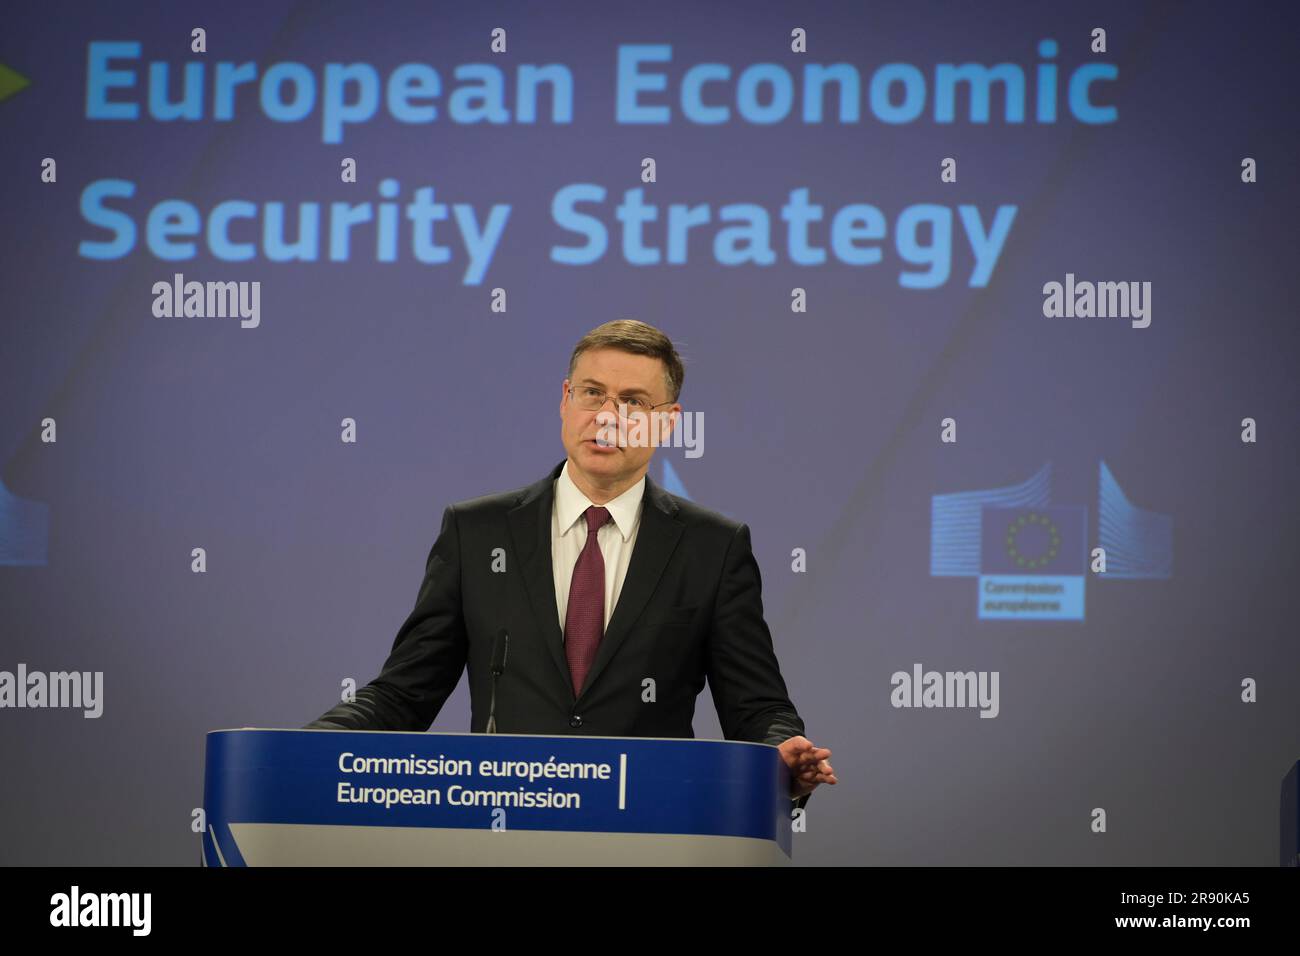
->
xmin=660 ymin=405 xmax=681 ymax=441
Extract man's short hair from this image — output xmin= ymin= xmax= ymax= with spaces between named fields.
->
xmin=567 ymin=319 xmax=685 ymax=403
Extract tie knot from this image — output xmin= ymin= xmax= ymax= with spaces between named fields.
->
xmin=584 ymin=506 xmax=611 ymax=533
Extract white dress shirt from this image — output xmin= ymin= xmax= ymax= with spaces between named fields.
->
xmin=552 ymin=459 xmax=646 ymax=637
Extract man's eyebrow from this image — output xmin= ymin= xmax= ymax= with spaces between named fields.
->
xmin=578 ymin=378 xmax=651 ymax=397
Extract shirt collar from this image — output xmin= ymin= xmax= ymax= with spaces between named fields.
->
xmin=555 ymin=459 xmax=645 ymax=542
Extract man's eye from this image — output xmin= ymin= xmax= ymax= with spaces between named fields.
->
xmin=582 ymin=388 xmax=602 ymax=398
xmin=623 ymin=397 xmax=646 ymax=409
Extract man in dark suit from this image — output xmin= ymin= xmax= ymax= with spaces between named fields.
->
xmin=307 ymin=320 xmax=836 ymax=808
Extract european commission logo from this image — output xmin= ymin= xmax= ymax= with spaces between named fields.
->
xmin=930 ymin=461 xmax=1171 ymax=621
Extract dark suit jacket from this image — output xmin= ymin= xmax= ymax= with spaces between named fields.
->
xmin=307 ymin=458 xmax=811 ymax=808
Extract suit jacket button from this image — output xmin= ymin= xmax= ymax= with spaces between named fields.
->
xmin=569 ymin=715 xmax=582 ymax=728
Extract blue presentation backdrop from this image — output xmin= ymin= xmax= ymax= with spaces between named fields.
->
xmin=1 ymin=0 xmax=1297 ymax=865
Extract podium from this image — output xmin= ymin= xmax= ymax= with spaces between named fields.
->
xmin=203 ymin=728 xmax=794 ymax=866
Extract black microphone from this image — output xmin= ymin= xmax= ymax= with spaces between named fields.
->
xmin=485 ymin=628 xmax=509 ymax=734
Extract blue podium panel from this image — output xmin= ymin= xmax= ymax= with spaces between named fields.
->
xmin=203 ymin=729 xmax=794 ymax=866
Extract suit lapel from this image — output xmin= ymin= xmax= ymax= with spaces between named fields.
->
xmin=506 ymin=460 xmax=573 ymax=701
xmin=506 ymin=459 xmax=685 ymax=706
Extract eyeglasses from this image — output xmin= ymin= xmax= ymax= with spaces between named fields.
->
xmin=568 ymin=386 xmax=674 ymax=413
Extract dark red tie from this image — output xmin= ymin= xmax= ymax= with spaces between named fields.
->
xmin=564 ymin=506 xmax=611 ymax=696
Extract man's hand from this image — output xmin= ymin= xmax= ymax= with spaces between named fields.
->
xmin=777 ymin=735 xmax=837 ymax=798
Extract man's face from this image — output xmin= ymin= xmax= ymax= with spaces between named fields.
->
xmin=560 ymin=347 xmax=680 ymax=490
